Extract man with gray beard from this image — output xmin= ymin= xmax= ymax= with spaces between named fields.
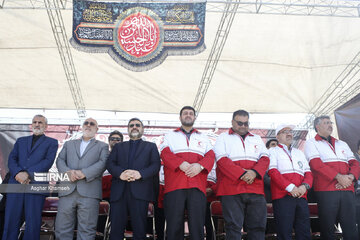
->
xmin=106 ymin=118 xmax=160 ymax=240
xmin=55 ymin=118 xmax=109 ymax=240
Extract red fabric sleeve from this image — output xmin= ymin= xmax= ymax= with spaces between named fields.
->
xmin=252 ymin=156 xmax=270 ymax=179
xmin=160 ymin=146 xmax=185 ymax=171
xmin=268 ymin=168 xmax=293 ymax=191
xmin=302 ymin=171 xmax=313 ymax=188
xmin=309 ymin=157 xmax=338 ymax=181
xmin=217 ymin=157 xmax=245 ymax=181
xmin=199 ymin=150 xmax=215 ymax=173
xmin=349 ymin=159 xmax=360 ymax=180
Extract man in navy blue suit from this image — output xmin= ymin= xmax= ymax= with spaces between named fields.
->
xmin=2 ymin=114 xmax=58 ymax=240
xmin=107 ymin=118 xmax=160 ymax=240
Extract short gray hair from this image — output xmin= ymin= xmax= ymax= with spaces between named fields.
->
xmin=313 ymin=115 xmax=330 ymax=132
xmin=32 ymin=114 xmax=48 ymax=124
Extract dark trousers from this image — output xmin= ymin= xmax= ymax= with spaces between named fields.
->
xmin=2 ymin=193 xmax=45 ymax=240
xmin=220 ymin=193 xmax=267 ymax=240
xmin=273 ymin=195 xmax=311 ymax=240
xmin=205 ymin=202 xmax=213 ymax=240
xmin=164 ymin=188 xmax=206 ymax=240
xmin=109 ymin=189 xmax=149 ymax=240
xmin=154 ymin=204 xmax=165 ymax=240
xmin=316 ymin=191 xmax=358 ymax=240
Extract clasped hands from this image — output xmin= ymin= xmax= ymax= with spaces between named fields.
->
xmin=290 ymin=185 xmax=307 ymax=198
xmin=335 ymin=174 xmax=354 ymax=189
xmin=120 ymin=170 xmax=141 ymax=182
xmin=240 ymin=169 xmax=257 ymax=184
xmin=179 ymin=161 xmax=203 ymax=178
xmin=15 ymin=171 xmax=30 ymax=184
xmin=67 ymin=170 xmax=86 ymax=182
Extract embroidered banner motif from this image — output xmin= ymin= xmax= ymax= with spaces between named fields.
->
xmin=71 ymin=0 xmax=206 ymax=72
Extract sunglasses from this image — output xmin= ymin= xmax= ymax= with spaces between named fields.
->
xmin=109 ymin=137 xmax=122 ymax=141
xmin=83 ymin=121 xmax=96 ymax=126
xmin=234 ymin=120 xmax=249 ymax=127
xmin=129 ymin=123 xmax=141 ymax=128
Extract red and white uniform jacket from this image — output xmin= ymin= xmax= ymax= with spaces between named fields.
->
xmin=206 ymin=164 xmax=218 ymax=202
xmin=305 ymin=134 xmax=360 ymax=192
xmin=268 ymin=144 xmax=313 ymax=200
xmin=160 ymin=128 xmax=215 ymax=195
xmin=213 ymin=129 xmax=270 ymax=196
xmin=157 ymin=164 xmax=165 ymax=208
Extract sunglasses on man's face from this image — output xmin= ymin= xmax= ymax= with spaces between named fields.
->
xmin=109 ymin=137 xmax=122 ymax=141
xmin=129 ymin=123 xmax=141 ymax=128
xmin=234 ymin=120 xmax=249 ymax=127
xmin=83 ymin=121 xmax=96 ymax=126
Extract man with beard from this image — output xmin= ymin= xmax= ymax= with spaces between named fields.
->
xmin=55 ymin=118 xmax=109 ymax=240
xmin=305 ymin=115 xmax=360 ymax=240
xmin=2 ymin=115 xmax=58 ymax=240
xmin=213 ymin=110 xmax=269 ymax=240
xmin=268 ymin=124 xmax=313 ymax=240
xmin=106 ymin=118 xmax=160 ymax=240
xmin=160 ymin=106 xmax=215 ymax=240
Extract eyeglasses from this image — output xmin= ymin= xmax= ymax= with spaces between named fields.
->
xmin=129 ymin=123 xmax=141 ymax=128
xmin=109 ymin=137 xmax=122 ymax=141
xmin=234 ymin=120 xmax=249 ymax=127
xmin=83 ymin=121 xmax=96 ymax=126
xmin=279 ymin=130 xmax=293 ymax=135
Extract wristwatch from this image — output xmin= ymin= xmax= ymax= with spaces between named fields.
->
xmin=301 ymin=183 xmax=310 ymax=190
xmin=200 ymin=164 xmax=204 ymax=170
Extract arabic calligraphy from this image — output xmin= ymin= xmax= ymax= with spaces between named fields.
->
xmin=83 ymin=9 xmax=112 ymax=23
xmin=164 ymin=30 xmax=199 ymax=42
xmin=77 ymin=27 xmax=113 ymax=41
xmin=118 ymin=13 xmax=160 ymax=58
xmin=166 ymin=5 xmax=195 ymax=23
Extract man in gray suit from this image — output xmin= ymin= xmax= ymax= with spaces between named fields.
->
xmin=55 ymin=118 xmax=109 ymax=240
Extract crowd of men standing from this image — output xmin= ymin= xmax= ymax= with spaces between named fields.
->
xmin=1 ymin=107 xmax=360 ymax=240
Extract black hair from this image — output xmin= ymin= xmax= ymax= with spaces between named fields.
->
xmin=127 ymin=118 xmax=144 ymax=127
xmin=232 ymin=110 xmax=249 ymax=119
xmin=266 ymin=139 xmax=278 ymax=149
xmin=108 ymin=130 xmax=123 ymax=142
xmin=180 ymin=106 xmax=196 ymax=116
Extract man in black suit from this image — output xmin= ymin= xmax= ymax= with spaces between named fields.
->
xmin=106 ymin=118 xmax=160 ymax=240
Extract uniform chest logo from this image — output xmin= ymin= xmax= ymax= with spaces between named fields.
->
xmin=254 ymin=144 xmax=259 ymax=153
xmin=297 ymin=161 xmax=303 ymax=170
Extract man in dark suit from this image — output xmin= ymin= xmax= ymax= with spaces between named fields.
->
xmin=107 ymin=118 xmax=160 ymax=240
xmin=2 ymin=114 xmax=58 ymax=240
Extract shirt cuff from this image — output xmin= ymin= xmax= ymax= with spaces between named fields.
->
xmin=286 ymin=183 xmax=295 ymax=192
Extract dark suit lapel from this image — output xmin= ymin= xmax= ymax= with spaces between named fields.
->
xmin=123 ymin=141 xmax=130 ymax=165
xmin=30 ymin=135 xmax=46 ymax=153
xmin=27 ymin=135 xmax=32 ymax=154
xmin=134 ymin=139 xmax=145 ymax=160
xmin=81 ymin=139 xmax=97 ymax=157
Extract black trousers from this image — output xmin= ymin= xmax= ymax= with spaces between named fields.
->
xmin=273 ymin=195 xmax=311 ymax=240
xmin=220 ymin=193 xmax=267 ymax=240
xmin=109 ymin=189 xmax=148 ymax=240
xmin=316 ymin=191 xmax=358 ymax=240
xmin=164 ymin=188 xmax=206 ymax=240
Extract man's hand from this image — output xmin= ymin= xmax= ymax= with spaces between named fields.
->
xmin=179 ymin=161 xmax=191 ymax=172
xmin=15 ymin=171 xmax=30 ymax=184
xmin=185 ymin=163 xmax=202 ymax=178
xmin=240 ymin=169 xmax=256 ymax=184
xmin=74 ymin=170 xmax=85 ymax=180
xmin=297 ymin=185 xmax=307 ymax=198
xmin=290 ymin=186 xmax=301 ymax=198
xmin=127 ymin=170 xmax=142 ymax=181
xmin=120 ymin=170 xmax=142 ymax=182
xmin=67 ymin=170 xmax=78 ymax=182
xmin=335 ymin=174 xmax=353 ymax=189
xmin=335 ymin=174 xmax=354 ymax=189
xmin=120 ymin=170 xmax=132 ymax=181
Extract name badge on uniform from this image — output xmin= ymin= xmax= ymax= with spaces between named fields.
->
xmin=298 ymin=161 xmax=303 ymax=170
